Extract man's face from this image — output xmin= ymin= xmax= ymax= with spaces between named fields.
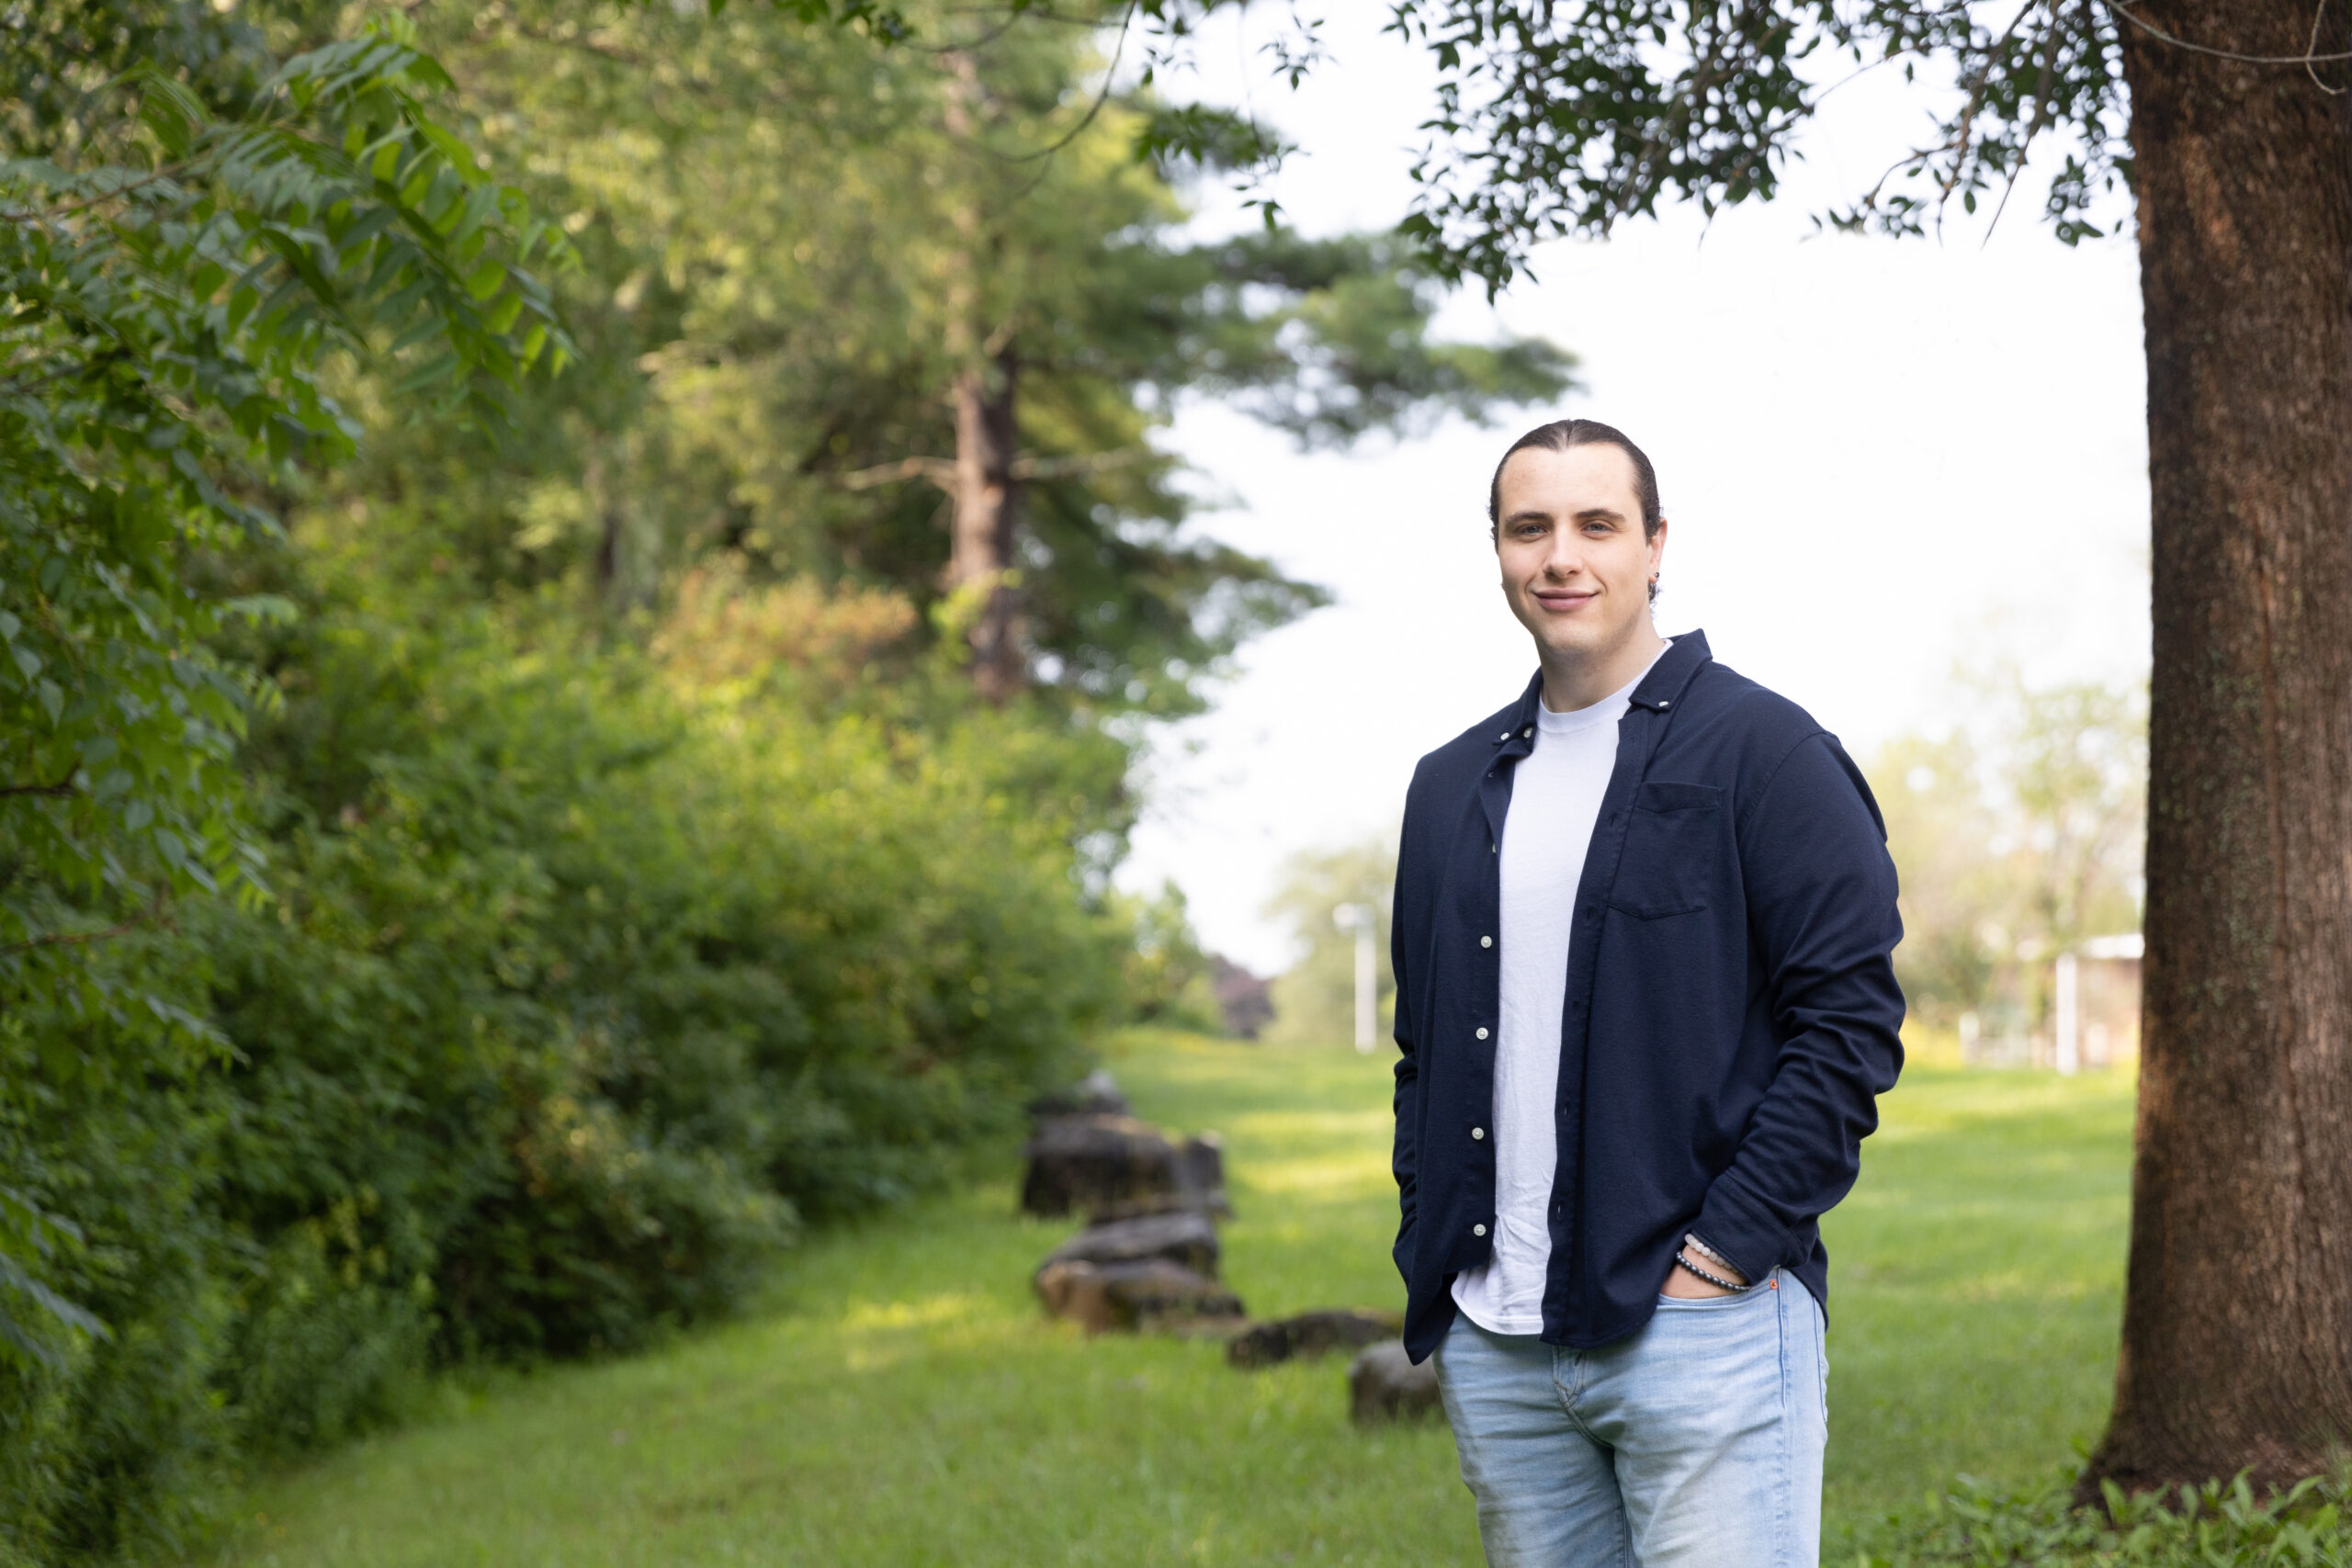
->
xmin=1493 ymin=443 xmax=1668 ymax=664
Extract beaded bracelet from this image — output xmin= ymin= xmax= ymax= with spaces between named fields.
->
xmin=1684 ymin=1233 xmax=1734 ymax=1269
xmin=1672 ymin=1249 xmax=1748 ymax=1292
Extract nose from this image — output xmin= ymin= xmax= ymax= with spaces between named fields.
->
xmin=1540 ymin=530 xmax=1583 ymax=579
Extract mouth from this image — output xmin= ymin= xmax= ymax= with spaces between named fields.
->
xmin=1529 ymin=586 xmax=1599 ymax=613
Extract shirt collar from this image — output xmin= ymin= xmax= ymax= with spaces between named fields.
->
xmin=1497 ymin=629 xmax=1713 ymax=750
xmin=1630 ymin=628 xmax=1711 ymax=713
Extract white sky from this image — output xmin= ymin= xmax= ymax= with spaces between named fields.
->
xmin=1114 ymin=10 xmax=2152 ymax=976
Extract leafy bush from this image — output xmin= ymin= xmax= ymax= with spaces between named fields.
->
xmin=0 ymin=594 xmax=1126 ymax=1562
xmin=1860 ymin=1468 xmax=2352 ymax=1566
xmin=0 ymin=17 xmax=574 ymax=1389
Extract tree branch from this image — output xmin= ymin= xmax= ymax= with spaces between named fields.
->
xmin=826 ymin=448 xmax=1149 ymax=491
xmin=1011 ymin=448 xmax=1150 ymax=480
xmin=3 ymin=919 xmax=140 ymax=955
xmin=831 ymin=455 xmax=958 ymax=491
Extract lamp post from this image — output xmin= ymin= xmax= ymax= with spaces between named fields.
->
xmin=1332 ymin=903 xmax=1378 ymax=1053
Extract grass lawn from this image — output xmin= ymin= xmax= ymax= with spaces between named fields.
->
xmin=183 ymin=1031 xmax=2135 ymax=1567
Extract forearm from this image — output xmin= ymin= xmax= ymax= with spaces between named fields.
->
xmin=1691 ymin=1018 xmax=1900 ymax=1282
xmin=1703 ymin=733 xmax=1905 ymax=1281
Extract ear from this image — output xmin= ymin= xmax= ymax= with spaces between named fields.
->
xmin=1648 ymin=517 xmax=1670 ymax=574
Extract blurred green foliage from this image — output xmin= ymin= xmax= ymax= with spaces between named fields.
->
xmin=0 ymin=4 xmax=575 ymax=1535
xmin=1871 ymin=671 xmax=2146 ymax=1033
xmin=320 ymin=0 xmax=1571 ymax=713
xmin=1114 ymin=881 xmax=1221 ymax=1034
xmin=1261 ymin=836 xmax=1396 ymax=1046
xmin=0 ymin=2 xmax=1567 ymax=1561
xmin=0 ymin=557 xmax=1131 ymax=1561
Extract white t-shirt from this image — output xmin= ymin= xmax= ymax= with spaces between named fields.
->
xmin=1452 ymin=646 xmax=1668 ymax=1335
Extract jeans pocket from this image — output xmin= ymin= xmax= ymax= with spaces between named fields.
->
xmin=1654 ymin=1269 xmax=1776 ymax=1310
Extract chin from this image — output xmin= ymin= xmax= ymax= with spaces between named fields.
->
xmin=1535 ymin=623 xmax=1619 ymax=658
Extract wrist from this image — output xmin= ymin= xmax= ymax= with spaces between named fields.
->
xmin=1671 ymin=1248 xmax=1747 ymax=1292
xmin=1682 ymin=1233 xmax=1747 ymax=1283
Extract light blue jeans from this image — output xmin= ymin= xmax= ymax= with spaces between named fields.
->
xmin=1433 ymin=1270 xmax=1827 ymax=1568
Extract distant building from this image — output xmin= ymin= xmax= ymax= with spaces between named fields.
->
xmin=1210 ymin=955 xmax=1274 ymax=1041
xmin=2059 ymin=932 xmax=2143 ymax=1071
xmin=1959 ymin=932 xmax=2142 ymax=1071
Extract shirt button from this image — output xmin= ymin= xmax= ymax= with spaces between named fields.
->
xmin=1471 ymin=1126 xmax=1486 ymax=1140
xmin=1475 ymin=1027 xmax=1488 ymax=1040
xmin=1658 ymin=700 xmax=1670 ymax=708
xmin=1498 ymin=731 xmax=1510 ymax=740
xmin=1480 ymin=935 xmax=1492 ymax=948
xmin=1521 ymin=727 xmax=1532 ymax=737
xmin=1473 ymin=1224 xmax=1487 ymax=1236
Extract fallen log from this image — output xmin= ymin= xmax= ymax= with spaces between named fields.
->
xmin=1226 ymin=1308 xmax=1402 ymax=1370
xmin=1037 ymin=1209 xmax=1219 ymax=1278
xmin=1019 ymin=1115 xmax=1229 ymax=1219
xmin=1035 ymin=1258 xmax=1246 ymax=1334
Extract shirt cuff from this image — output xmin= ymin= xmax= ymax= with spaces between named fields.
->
xmin=1690 ymin=1171 xmax=1793 ymax=1288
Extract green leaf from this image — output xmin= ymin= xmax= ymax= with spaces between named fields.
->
xmin=130 ymin=67 xmax=209 ymax=160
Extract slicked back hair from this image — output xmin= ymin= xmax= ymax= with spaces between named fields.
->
xmin=1487 ymin=419 xmax=1664 ymax=541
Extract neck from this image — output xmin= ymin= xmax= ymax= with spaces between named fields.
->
xmin=1537 ymin=619 xmax=1667 ymax=713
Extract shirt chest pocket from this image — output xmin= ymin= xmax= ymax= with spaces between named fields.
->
xmin=1608 ymin=782 xmax=1724 ymax=919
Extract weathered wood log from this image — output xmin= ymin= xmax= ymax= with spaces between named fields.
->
xmin=1349 ymin=1342 xmax=1441 ymax=1425
xmin=1038 ymin=1209 xmax=1219 ymax=1278
xmin=1034 ymin=1258 xmax=1245 ymax=1334
xmin=1018 ymin=1114 xmax=1229 ymax=1219
xmin=1019 ymin=1114 xmax=1173 ymax=1216
xmin=1227 ymin=1309 xmax=1402 ymax=1370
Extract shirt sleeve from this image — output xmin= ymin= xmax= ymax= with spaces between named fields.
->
xmin=1691 ymin=731 xmax=1906 ymax=1284
xmin=1388 ymin=799 xmax=1422 ymax=1273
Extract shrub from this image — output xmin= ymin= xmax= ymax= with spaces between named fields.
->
xmin=0 ymin=601 xmax=1126 ymax=1562
xmin=1860 ymin=1467 xmax=2352 ymax=1566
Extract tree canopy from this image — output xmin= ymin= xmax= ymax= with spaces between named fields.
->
xmin=336 ymin=0 xmax=1573 ymax=709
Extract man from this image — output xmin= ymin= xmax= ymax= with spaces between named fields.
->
xmin=1388 ymin=419 xmax=1905 ymax=1567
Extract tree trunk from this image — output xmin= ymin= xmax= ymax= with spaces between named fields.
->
xmin=2083 ymin=2 xmax=2352 ymax=1499
xmin=587 ymin=448 xmax=626 ymax=604
xmin=936 ymin=49 xmax=1024 ymax=701
xmin=948 ymin=343 xmax=1024 ymax=702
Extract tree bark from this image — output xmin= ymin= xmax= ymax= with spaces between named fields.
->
xmin=2083 ymin=1 xmax=2352 ymax=1498
xmin=934 ymin=49 xmax=1025 ymax=701
xmin=948 ymin=343 xmax=1025 ymax=702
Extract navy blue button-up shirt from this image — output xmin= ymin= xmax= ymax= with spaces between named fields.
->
xmin=1388 ymin=630 xmax=1905 ymax=1359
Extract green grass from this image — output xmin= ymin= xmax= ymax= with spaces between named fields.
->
xmin=182 ymin=1032 xmax=2136 ymax=1567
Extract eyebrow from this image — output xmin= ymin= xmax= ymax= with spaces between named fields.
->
xmin=1503 ymin=505 xmax=1628 ymax=526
